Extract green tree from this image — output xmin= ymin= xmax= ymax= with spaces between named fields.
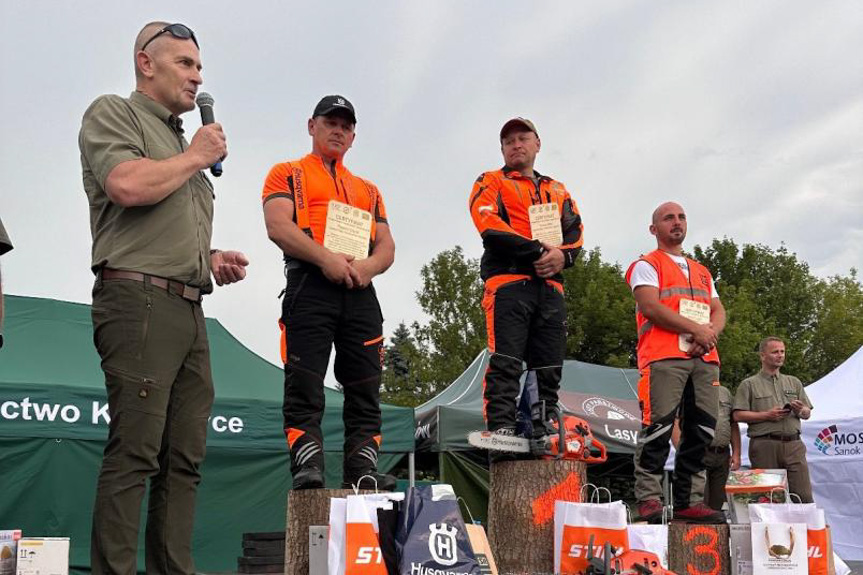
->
xmin=693 ymin=239 xmax=821 ymax=386
xmin=806 ymin=270 xmax=863 ymax=380
xmin=412 ymin=246 xmax=486 ymax=395
xmin=380 ymin=322 xmax=433 ymax=407
xmin=561 ymin=248 xmax=636 ymax=367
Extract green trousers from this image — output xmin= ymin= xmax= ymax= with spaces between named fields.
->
xmin=634 ymin=358 xmax=720 ymax=508
xmin=90 ymin=278 xmax=214 ymax=575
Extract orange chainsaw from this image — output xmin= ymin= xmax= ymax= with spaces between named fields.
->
xmin=468 ymin=410 xmax=607 ymax=463
xmin=585 ymin=535 xmax=676 ymax=575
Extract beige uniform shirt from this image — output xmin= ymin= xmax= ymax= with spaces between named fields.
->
xmin=711 ymin=385 xmax=733 ymax=447
xmin=734 ymin=371 xmax=813 ymax=437
xmin=79 ymin=91 xmax=215 ymax=292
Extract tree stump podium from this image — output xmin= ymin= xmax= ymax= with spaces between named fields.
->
xmin=668 ymin=523 xmax=731 ymax=575
xmin=285 ymin=488 xmax=368 ymax=575
xmin=487 ymin=459 xmax=587 ymax=574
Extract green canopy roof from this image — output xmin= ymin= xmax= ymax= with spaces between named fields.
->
xmin=0 ymin=295 xmax=414 ymax=451
xmin=414 ymin=350 xmax=641 ymax=454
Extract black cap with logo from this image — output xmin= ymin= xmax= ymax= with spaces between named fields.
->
xmin=313 ymin=95 xmax=357 ymax=124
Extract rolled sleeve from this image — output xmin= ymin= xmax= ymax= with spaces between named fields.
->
xmin=79 ymin=95 xmax=145 ymax=188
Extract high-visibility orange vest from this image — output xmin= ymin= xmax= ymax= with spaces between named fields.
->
xmin=625 ymin=250 xmax=720 ymax=369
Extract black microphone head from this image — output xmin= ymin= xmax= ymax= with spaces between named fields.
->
xmin=196 ymin=92 xmax=214 ymax=108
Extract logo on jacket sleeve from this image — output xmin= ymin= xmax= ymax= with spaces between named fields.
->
xmin=428 ymin=523 xmax=458 ymax=566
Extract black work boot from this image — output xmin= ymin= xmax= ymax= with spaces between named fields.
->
xmin=292 ymin=466 xmax=324 ymax=490
xmin=290 ymin=437 xmax=324 ymax=490
xmin=530 ymin=401 xmax=561 ymax=456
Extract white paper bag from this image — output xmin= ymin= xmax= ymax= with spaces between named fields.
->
xmin=751 ymin=522 xmax=808 ymax=575
xmin=749 ymin=503 xmax=828 ymax=575
xmin=626 ymin=525 xmax=668 ymax=569
xmin=328 ymin=497 xmax=348 ymax=575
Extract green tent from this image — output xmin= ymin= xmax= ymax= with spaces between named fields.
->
xmin=0 ymin=295 xmax=415 ymax=574
xmin=414 ymin=351 xmax=641 ymax=522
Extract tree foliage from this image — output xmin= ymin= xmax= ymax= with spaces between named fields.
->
xmin=381 ymin=240 xmax=863 ymax=406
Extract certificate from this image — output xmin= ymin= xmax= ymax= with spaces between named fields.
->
xmin=679 ymin=298 xmax=711 ymax=352
xmin=323 ymin=200 xmax=372 ymax=260
xmin=528 ymin=203 xmax=563 ymax=246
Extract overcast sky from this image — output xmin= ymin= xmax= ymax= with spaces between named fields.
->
xmin=2 ymin=1 xmax=862 ymax=373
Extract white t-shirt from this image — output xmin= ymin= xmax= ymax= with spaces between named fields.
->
xmin=628 ymin=253 xmax=719 ymax=299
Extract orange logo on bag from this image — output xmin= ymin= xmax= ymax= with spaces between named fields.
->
xmin=345 ymin=523 xmax=386 ymax=574
xmin=806 ymin=528 xmax=830 ymax=575
xmin=560 ymin=527 xmax=627 ymax=573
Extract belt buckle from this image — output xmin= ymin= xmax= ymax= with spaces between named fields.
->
xmin=182 ymin=284 xmax=199 ymax=302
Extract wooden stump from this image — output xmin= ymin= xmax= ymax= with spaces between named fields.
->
xmin=487 ymin=459 xmax=587 ymax=574
xmin=285 ymin=488 xmax=363 ymax=575
xmin=668 ymin=523 xmax=731 ymax=575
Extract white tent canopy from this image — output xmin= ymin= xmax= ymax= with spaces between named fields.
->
xmin=800 ymin=345 xmax=863 ymax=560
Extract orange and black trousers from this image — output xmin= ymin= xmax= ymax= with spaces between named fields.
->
xmin=280 ymin=264 xmax=385 ymax=484
xmin=481 ymin=276 xmax=567 ymax=431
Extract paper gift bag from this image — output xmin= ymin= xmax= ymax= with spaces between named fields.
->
xmin=749 ymin=503 xmax=829 ymax=575
xmin=466 ymin=524 xmax=497 ymax=575
xmin=396 ymin=485 xmax=481 ymax=575
xmin=627 ymin=524 xmax=668 ymax=569
xmin=751 ymin=522 xmax=808 ymax=575
xmin=329 ymin=497 xmax=348 ymax=575
xmin=554 ymin=500 xmax=629 ymax=575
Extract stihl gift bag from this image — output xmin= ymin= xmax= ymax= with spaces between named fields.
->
xmin=554 ymin=500 xmax=629 ymax=574
xmin=395 ymin=484 xmax=481 ymax=575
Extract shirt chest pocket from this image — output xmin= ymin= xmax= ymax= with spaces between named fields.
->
xmin=752 ymin=390 xmax=776 ymax=412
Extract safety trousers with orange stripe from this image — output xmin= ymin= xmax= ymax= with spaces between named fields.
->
xmin=480 ymin=276 xmax=567 ymax=431
xmin=634 ymin=358 xmax=720 ymax=509
xmin=279 ymin=266 xmax=386 ymax=484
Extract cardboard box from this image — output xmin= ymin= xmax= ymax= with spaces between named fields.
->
xmin=724 ymin=469 xmax=788 ymax=523
xmin=0 ymin=530 xmax=22 ymax=575
xmin=15 ymin=538 xmax=69 ymax=575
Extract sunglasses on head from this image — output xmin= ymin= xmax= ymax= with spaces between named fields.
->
xmin=141 ymin=23 xmax=199 ymax=52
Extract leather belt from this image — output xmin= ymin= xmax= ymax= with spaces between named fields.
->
xmin=101 ymin=269 xmax=202 ymax=303
xmin=757 ymin=433 xmax=800 ymax=442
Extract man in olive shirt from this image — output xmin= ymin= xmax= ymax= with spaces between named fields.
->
xmin=79 ymin=22 xmax=248 ymax=575
xmin=734 ymin=336 xmax=814 ymax=502
xmin=0 ymin=217 xmax=12 ymax=349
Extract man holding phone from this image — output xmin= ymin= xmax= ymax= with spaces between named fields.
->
xmin=733 ymin=336 xmax=814 ymax=502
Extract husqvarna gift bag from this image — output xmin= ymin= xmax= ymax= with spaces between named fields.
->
xmin=395 ymin=484 xmax=481 ymax=575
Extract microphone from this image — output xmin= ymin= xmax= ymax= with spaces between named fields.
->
xmin=195 ymin=92 xmax=223 ymax=177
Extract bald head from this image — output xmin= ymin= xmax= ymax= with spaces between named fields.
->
xmin=649 ymin=201 xmax=687 ymax=253
xmin=652 ymin=202 xmax=685 ymax=226
xmin=134 ymin=21 xmax=170 ymax=79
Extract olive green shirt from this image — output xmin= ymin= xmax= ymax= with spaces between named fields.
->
xmin=79 ymin=91 xmax=215 ymax=292
xmin=0 ymin=217 xmax=12 ymax=255
xmin=734 ymin=371 xmax=813 ymax=438
xmin=711 ymin=385 xmax=734 ymax=447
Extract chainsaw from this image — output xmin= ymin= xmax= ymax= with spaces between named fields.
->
xmin=468 ymin=409 xmax=607 ymax=463
xmin=585 ymin=535 xmax=676 ymax=575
